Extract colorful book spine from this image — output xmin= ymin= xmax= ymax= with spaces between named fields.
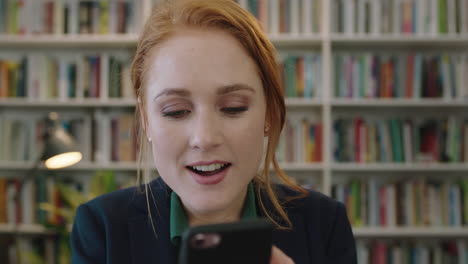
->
xmin=334 ymin=117 xmax=468 ymax=164
xmin=334 ymin=52 xmax=467 ymax=99
xmin=334 ymin=179 xmax=468 ymax=228
xmin=276 ymin=115 xmax=322 ymax=163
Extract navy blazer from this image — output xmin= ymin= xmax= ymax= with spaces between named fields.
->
xmin=71 ymin=178 xmax=357 ymax=264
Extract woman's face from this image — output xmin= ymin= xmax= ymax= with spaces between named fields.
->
xmin=144 ymin=28 xmax=266 ymax=217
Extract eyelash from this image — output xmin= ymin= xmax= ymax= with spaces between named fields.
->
xmin=161 ymin=107 xmax=248 ymax=119
xmin=222 ymin=106 xmax=248 ymax=115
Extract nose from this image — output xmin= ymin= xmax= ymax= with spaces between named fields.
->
xmin=189 ymin=110 xmax=223 ymax=151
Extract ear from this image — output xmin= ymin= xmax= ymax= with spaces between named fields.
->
xmin=264 ymin=122 xmax=271 ymax=137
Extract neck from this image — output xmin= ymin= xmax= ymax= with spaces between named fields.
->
xmin=183 ymin=188 xmax=248 ymax=227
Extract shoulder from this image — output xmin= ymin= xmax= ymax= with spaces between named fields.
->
xmin=274 ymin=184 xmax=343 ymax=218
xmin=71 ymin=180 xmax=169 ymax=263
xmin=79 ymin=177 xmax=169 ymax=219
xmin=81 ymin=185 xmax=140 ymax=217
xmin=274 ymin=184 xmax=357 ymax=263
xmin=273 ymin=184 xmax=352 ymax=244
xmin=72 ymin=185 xmax=142 ymax=242
xmin=71 ymin=187 xmax=140 ymax=264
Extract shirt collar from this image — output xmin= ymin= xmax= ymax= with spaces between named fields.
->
xmin=170 ymin=182 xmax=258 ymax=246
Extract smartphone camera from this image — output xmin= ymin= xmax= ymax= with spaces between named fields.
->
xmin=190 ymin=233 xmax=221 ymax=249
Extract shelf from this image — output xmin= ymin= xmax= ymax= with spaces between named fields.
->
xmin=0 ymin=161 xmax=140 ymax=171
xmin=331 ymin=98 xmax=468 ymax=108
xmin=268 ymin=34 xmax=323 ymax=48
xmin=0 ymin=98 xmax=323 ymax=109
xmin=331 ymin=34 xmax=468 ymax=48
xmin=3 ymin=34 xmax=468 ymax=49
xmin=0 ymin=224 xmax=54 ymax=235
xmin=0 ymin=34 xmax=323 ymax=49
xmin=285 ymin=98 xmax=322 ymax=107
xmin=0 ymin=161 xmax=325 ymax=172
xmin=353 ymin=227 xmax=468 ymax=238
xmin=0 ymin=98 xmax=137 ymax=108
xmin=277 ymin=162 xmax=323 ymax=171
xmin=4 ymin=161 xmax=468 ymax=172
xmin=0 ymin=34 xmax=139 ymax=48
xmin=332 ymin=163 xmax=468 ymax=172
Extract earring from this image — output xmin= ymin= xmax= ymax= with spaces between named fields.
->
xmin=148 ymin=137 xmax=152 ymax=142
xmin=264 ymin=125 xmax=270 ymax=135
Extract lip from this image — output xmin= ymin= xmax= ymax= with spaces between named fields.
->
xmin=186 ymin=160 xmax=230 ymax=166
xmin=187 ymin=164 xmax=230 ymax=185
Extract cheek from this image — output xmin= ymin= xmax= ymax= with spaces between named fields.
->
xmin=228 ymin=115 xmax=265 ymax=162
xmin=147 ymin=118 xmax=182 ymax=164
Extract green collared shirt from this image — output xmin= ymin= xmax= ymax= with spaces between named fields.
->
xmin=170 ymin=183 xmax=258 ymax=246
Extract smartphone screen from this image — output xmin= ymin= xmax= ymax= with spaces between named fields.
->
xmin=178 ymin=218 xmax=273 ymax=264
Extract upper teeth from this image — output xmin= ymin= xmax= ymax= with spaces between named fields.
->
xmin=191 ymin=163 xmax=226 ymax=172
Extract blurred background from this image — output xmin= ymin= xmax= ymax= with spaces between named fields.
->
xmin=0 ymin=0 xmax=467 ymax=263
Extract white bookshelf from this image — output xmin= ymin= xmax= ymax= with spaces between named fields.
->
xmin=0 ymin=224 xmax=54 ymax=235
xmin=0 ymin=161 xmax=140 ymax=171
xmin=285 ymin=98 xmax=323 ymax=107
xmin=0 ymin=98 xmax=322 ymax=108
xmin=0 ymin=161 xmax=326 ymax=173
xmin=0 ymin=34 xmax=139 ymax=48
xmin=0 ymin=34 xmax=323 ymax=49
xmin=0 ymin=0 xmax=466 ymax=253
xmin=331 ymin=98 xmax=468 ymax=107
xmin=0 ymin=98 xmax=137 ymax=108
xmin=354 ymin=227 xmax=468 ymax=238
xmin=330 ymin=35 xmax=468 ymax=47
xmin=331 ymin=163 xmax=468 ymax=172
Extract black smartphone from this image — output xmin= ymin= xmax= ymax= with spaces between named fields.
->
xmin=178 ymin=218 xmax=274 ymax=264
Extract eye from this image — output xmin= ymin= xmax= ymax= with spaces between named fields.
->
xmin=162 ymin=110 xmax=191 ymax=119
xmin=222 ymin=106 xmax=248 ymax=116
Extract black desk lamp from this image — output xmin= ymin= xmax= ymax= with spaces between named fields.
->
xmin=16 ymin=112 xmax=83 ymax=205
xmin=41 ymin=112 xmax=82 ymax=169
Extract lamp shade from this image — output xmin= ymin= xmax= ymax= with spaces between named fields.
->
xmin=42 ymin=112 xmax=82 ymax=169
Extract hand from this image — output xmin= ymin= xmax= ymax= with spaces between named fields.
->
xmin=270 ymin=246 xmax=294 ymax=264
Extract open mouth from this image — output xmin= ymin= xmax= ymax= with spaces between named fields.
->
xmin=186 ymin=163 xmax=232 ymax=176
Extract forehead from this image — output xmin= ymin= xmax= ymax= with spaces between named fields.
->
xmin=145 ymin=28 xmax=263 ymax=97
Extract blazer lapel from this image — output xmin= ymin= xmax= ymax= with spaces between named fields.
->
xmin=257 ymin=186 xmax=311 ymax=263
xmin=128 ymin=178 xmax=179 ymax=264
xmin=271 ymin=211 xmax=310 ymax=263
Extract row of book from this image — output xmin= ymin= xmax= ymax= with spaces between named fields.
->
xmin=0 ymin=111 xmax=137 ymax=163
xmin=0 ymin=171 xmax=123 ymax=264
xmin=0 ymin=171 xmax=122 ymax=226
xmin=7 ymin=51 xmax=468 ymax=100
xmin=0 ymin=0 xmax=141 ymax=35
xmin=0 ymin=53 xmax=133 ymax=100
xmin=234 ymin=0 xmax=322 ymax=34
xmin=357 ymin=240 xmax=468 ymax=264
xmin=0 ymin=236 xmax=58 ymax=264
xmin=333 ymin=179 xmax=468 ymax=227
xmin=278 ymin=54 xmax=322 ymax=98
xmin=332 ymin=0 xmax=468 ymax=36
xmin=333 ymin=117 xmax=468 ymax=163
xmin=0 ymin=110 xmax=322 ymax=164
xmin=0 ymin=176 xmax=62 ymax=226
xmin=276 ymin=115 xmax=322 ymax=163
xmin=334 ymin=53 xmax=468 ymax=99
xmin=0 ymin=52 xmax=323 ymax=100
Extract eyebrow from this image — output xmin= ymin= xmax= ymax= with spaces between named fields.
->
xmin=153 ymin=83 xmax=256 ymax=101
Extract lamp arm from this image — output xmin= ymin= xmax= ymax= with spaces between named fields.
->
xmin=14 ymin=156 xmax=44 ymax=203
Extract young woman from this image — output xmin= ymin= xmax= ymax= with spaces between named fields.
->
xmin=71 ymin=1 xmax=357 ymax=263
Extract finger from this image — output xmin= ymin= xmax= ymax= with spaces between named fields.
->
xmin=270 ymin=246 xmax=294 ymax=264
